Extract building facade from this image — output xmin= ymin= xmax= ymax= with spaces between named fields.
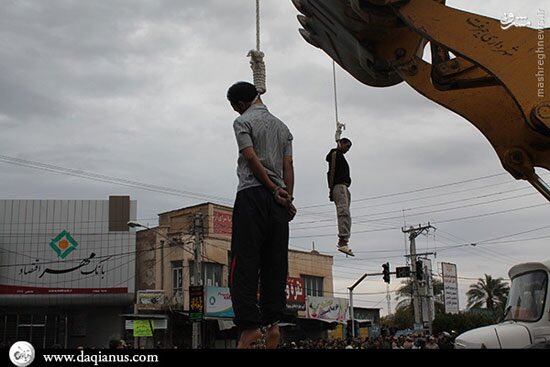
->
xmin=0 ymin=196 xmax=137 ymax=348
xmin=134 ymin=202 xmax=336 ymax=348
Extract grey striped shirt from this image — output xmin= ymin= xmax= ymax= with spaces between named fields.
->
xmin=233 ymin=104 xmax=293 ymax=192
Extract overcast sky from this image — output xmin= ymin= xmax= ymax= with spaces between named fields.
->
xmin=1 ymin=0 xmax=549 ymax=314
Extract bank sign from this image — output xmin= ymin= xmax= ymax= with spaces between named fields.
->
xmin=0 ymin=199 xmax=136 ymax=305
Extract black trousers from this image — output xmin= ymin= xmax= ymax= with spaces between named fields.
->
xmin=229 ymin=186 xmax=289 ymax=331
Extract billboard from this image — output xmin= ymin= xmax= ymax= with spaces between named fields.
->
xmin=286 ymin=277 xmax=306 ymax=312
xmin=442 ymin=262 xmax=459 ymax=314
xmin=205 ymin=286 xmax=234 ymax=318
xmin=189 ymin=286 xmax=205 ymax=320
xmin=0 ymin=199 xmax=136 ymax=305
xmin=212 ymin=210 xmax=232 ymax=236
xmin=306 ymin=296 xmax=349 ymax=322
xmin=205 ymin=278 xmax=306 ymax=317
xmin=136 ymin=290 xmax=166 ymax=310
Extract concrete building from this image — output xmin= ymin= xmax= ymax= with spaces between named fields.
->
xmin=134 ymin=202 xmax=336 ymax=348
xmin=0 ymin=196 xmax=137 ymax=348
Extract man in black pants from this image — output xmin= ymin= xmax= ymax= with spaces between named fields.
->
xmin=227 ymin=82 xmax=296 ymax=349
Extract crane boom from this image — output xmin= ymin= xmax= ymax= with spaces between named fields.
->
xmin=292 ymin=0 xmax=550 ymax=201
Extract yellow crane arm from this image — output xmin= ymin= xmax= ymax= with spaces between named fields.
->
xmin=292 ymin=0 xmax=550 ymax=201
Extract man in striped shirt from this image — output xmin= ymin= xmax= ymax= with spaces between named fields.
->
xmin=227 ymin=81 xmax=296 ymax=349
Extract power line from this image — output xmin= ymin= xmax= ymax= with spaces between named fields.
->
xmin=290 ymin=202 xmax=547 ymax=239
xmin=300 ymin=173 xmax=507 ymax=209
xmin=293 ymin=186 xmax=534 ymax=223
xmin=0 ymin=155 xmax=233 ymax=204
xmin=291 ymin=192 xmax=539 ymax=229
xmin=434 ymin=230 xmax=520 ymax=265
xmin=304 ymin=179 xmax=524 ymax=214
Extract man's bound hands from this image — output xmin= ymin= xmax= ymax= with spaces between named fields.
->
xmin=274 ymin=187 xmax=297 ymax=222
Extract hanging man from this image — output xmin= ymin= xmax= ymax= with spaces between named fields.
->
xmin=326 ymin=138 xmax=354 ymax=256
xmin=227 ymin=81 xmax=297 ymax=349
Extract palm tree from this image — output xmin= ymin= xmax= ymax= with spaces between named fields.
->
xmin=395 ymin=278 xmax=444 ymax=311
xmin=466 ymin=274 xmax=509 ymax=313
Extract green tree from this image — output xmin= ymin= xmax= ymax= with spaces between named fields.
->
xmin=395 ymin=278 xmax=445 ymax=310
xmin=432 ymin=312 xmax=495 ymax=336
xmin=381 ymin=305 xmax=414 ymax=330
xmin=466 ymin=274 xmax=509 ymax=317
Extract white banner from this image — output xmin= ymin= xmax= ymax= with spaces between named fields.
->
xmin=442 ymin=262 xmax=459 ymax=314
xmin=306 ymin=296 xmax=349 ymax=322
xmin=137 ymin=290 xmax=166 ymax=309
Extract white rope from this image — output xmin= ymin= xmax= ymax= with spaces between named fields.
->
xmin=333 ymin=60 xmax=345 ymax=142
xmin=248 ymin=0 xmax=266 ymax=94
xmin=256 ymin=0 xmax=261 ymax=52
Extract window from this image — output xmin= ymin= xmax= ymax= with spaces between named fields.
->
xmin=171 ymin=261 xmax=184 ymax=302
xmin=302 ymin=275 xmax=324 ymax=297
xmin=504 ymin=270 xmax=548 ymax=322
xmin=189 ymin=262 xmax=223 ymax=287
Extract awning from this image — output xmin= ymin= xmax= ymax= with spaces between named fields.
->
xmin=203 ymin=317 xmax=236 ymax=331
xmin=278 ymin=323 xmax=296 ymax=327
xmin=217 ymin=320 xmax=235 ymax=331
xmin=299 ymin=318 xmax=344 ymax=325
xmin=119 ymin=314 xmax=168 ymax=319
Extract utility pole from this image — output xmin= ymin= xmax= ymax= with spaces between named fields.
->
xmin=191 ymin=213 xmax=204 ymax=349
xmin=386 ymin=284 xmax=391 ymax=316
xmin=402 ymin=223 xmax=435 ymax=333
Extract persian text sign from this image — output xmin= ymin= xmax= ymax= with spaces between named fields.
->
xmin=306 ymin=296 xmax=349 ymax=322
xmin=442 ymin=262 xmax=459 ymax=314
xmin=136 ymin=290 xmax=165 ymax=309
xmin=286 ymin=277 xmax=305 ymax=311
xmin=189 ymin=286 xmax=204 ymax=320
xmin=212 ymin=210 xmax=232 ymax=236
xmin=133 ymin=320 xmax=153 ymax=337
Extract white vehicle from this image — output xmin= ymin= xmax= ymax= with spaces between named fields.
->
xmin=455 ymin=260 xmax=550 ymax=349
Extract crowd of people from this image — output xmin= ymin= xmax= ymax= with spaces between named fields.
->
xmin=280 ymin=333 xmax=454 ymax=350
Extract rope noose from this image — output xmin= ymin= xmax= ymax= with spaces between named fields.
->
xmin=249 ymin=0 xmax=266 ymax=95
xmin=333 ymin=60 xmax=345 ymax=142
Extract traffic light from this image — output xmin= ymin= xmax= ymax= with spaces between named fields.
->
xmin=416 ymin=260 xmax=424 ymax=280
xmin=382 ymin=262 xmax=390 ymax=284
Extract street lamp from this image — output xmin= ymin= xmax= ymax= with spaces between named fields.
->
xmin=348 ymin=273 xmax=368 ymax=340
xmin=128 ymin=221 xmax=187 ymax=249
xmin=127 ymin=221 xmax=145 ymax=229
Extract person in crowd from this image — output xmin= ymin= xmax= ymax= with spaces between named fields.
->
xmin=278 ymin=332 xmax=455 ymax=350
xmin=425 ymin=336 xmax=440 ymax=349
